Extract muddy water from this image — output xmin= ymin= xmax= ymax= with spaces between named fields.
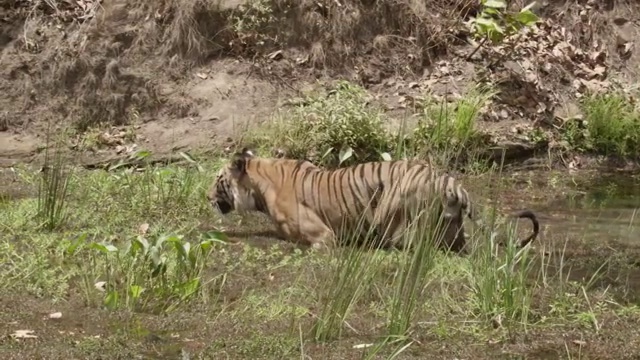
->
xmin=539 ymin=172 xmax=640 ymax=247
xmin=523 ymin=172 xmax=640 ymax=302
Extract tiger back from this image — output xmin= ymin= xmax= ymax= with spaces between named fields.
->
xmin=208 ymin=149 xmax=473 ymax=251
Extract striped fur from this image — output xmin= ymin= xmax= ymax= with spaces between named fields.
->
xmin=207 ymin=148 xmax=539 ymax=251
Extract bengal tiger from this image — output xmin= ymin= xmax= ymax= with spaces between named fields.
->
xmin=207 ymin=148 xmax=540 ymax=253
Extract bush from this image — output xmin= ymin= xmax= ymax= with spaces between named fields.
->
xmin=247 ymin=81 xmax=393 ymax=167
xmin=570 ymin=92 xmax=640 ymax=158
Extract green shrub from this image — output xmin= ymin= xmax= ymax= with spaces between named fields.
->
xmin=248 ymin=81 xmax=393 ymax=167
xmin=573 ymin=92 xmax=640 ymax=157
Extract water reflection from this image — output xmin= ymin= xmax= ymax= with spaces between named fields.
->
xmin=539 ymin=172 xmax=640 ymax=247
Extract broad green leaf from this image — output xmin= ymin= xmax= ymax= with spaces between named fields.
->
xmin=514 ymin=10 xmax=538 ymax=26
xmin=203 ymin=230 xmax=229 ymax=243
xmin=380 ymin=152 xmax=393 ymax=161
xmin=131 ymin=236 xmax=149 ymax=255
xmin=483 ymin=7 xmax=501 ymax=15
xmin=104 ymin=290 xmax=119 ymax=309
xmin=179 ymin=278 xmax=201 ymax=299
xmin=129 ymin=285 xmax=144 ymax=299
xmin=90 ymin=242 xmax=118 ymax=254
xmin=475 ymin=17 xmax=501 ymax=31
xmin=132 ymin=150 xmax=152 ymax=160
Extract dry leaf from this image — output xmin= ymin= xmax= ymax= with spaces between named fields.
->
xmin=295 ymin=56 xmax=308 ymax=65
xmin=11 ymin=330 xmax=37 ymax=339
xmin=48 ymin=312 xmax=63 ymax=319
xmin=195 ymin=72 xmax=208 ymax=79
xmin=572 ymin=339 xmax=587 ymax=346
xmin=593 ymin=65 xmax=606 ymax=77
xmin=94 ymin=281 xmax=107 ymax=292
xmin=268 ymin=50 xmax=283 ymax=60
xmin=139 ymin=223 xmax=149 ymax=235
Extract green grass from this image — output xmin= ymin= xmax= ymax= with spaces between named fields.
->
xmin=2 ymin=81 xmax=640 ymax=358
xmin=1 ymin=149 xmax=639 ymax=359
xmin=565 ymin=91 xmax=640 ymax=157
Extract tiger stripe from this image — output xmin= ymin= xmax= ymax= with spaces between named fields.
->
xmin=207 ymin=148 xmax=539 ymax=252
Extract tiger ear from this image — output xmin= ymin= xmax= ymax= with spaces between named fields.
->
xmin=231 ymin=153 xmax=248 ymax=173
xmin=240 ymin=147 xmax=257 ymax=158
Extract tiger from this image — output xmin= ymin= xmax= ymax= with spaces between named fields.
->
xmin=207 ymin=148 xmax=540 ymax=253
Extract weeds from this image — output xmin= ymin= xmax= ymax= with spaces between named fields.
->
xmin=566 ymin=92 xmax=640 ymax=158
xmin=37 ymin=135 xmax=71 ymax=231
xmin=412 ymin=84 xmax=496 ymax=161
xmin=311 ymin=241 xmax=382 ymax=342
xmin=245 ymin=81 xmax=498 ymax=169
xmin=248 ymin=81 xmax=392 ymax=168
xmin=85 ymin=230 xmax=227 ymax=313
xmin=385 ymin=200 xmax=443 ymax=338
xmin=468 ymin=222 xmax=536 ymax=333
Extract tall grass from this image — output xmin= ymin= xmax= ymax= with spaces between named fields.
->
xmin=385 ymin=198 xmax=442 ymax=337
xmin=468 ymin=216 xmax=536 ymax=333
xmin=568 ymin=91 xmax=640 ymax=157
xmin=37 ymin=135 xmax=71 ymax=231
xmin=311 ymin=210 xmax=387 ymax=342
xmin=413 ymin=84 xmax=497 ymax=166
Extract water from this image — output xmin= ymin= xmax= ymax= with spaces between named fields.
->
xmin=511 ymin=171 xmax=640 ymax=303
xmin=539 ymin=172 xmax=640 ymax=248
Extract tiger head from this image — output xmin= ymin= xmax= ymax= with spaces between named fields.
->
xmin=207 ymin=148 xmax=266 ymax=215
xmin=439 ymin=176 xmax=477 ymax=252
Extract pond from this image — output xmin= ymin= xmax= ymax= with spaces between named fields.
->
xmin=540 ymin=172 xmax=640 ymax=248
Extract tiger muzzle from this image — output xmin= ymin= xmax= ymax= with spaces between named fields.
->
xmin=215 ymin=200 xmax=233 ymax=214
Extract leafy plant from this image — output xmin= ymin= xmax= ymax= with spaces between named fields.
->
xmin=411 ymin=85 xmax=496 ymax=162
xmin=466 ymin=0 xmax=539 ymax=60
xmin=577 ymin=92 xmax=640 ymax=157
xmin=247 ymin=81 xmax=392 ymax=168
xmin=87 ymin=230 xmax=228 ymax=313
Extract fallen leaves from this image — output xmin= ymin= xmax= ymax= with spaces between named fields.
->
xmin=11 ymin=330 xmax=37 ymax=339
xmin=462 ymin=1 xmax=626 ymax=131
xmin=48 ymin=312 xmax=63 ymax=320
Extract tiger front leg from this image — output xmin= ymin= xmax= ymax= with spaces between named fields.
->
xmin=272 ymin=204 xmax=335 ymax=250
xmin=297 ymin=206 xmax=336 ymax=250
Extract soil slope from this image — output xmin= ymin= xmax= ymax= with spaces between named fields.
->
xmin=1 ymin=0 xmax=640 ymax=168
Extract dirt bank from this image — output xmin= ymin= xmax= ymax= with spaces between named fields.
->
xmin=1 ymin=0 xmax=640 ymax=170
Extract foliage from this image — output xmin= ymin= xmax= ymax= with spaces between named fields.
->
xmin=411 ymin=84 xmax=496 ymax=156
xmin=87 ymin=230 xmax=227 ymax=312
xmin=247 ymin=81 xmax=393 ymax=168
xmin=565 ymin=92 xmax=640 ymax=157
xmin=467 ymin=0 xmax=539 ymax=44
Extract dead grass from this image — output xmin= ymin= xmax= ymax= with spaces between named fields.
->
xmin=3 ymin=0 xmax=639 ymax=156
xmin=0 ymin=0 xmax=482 ymax=132
xmin=260 ymin=0 xmax=478 ymax=72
